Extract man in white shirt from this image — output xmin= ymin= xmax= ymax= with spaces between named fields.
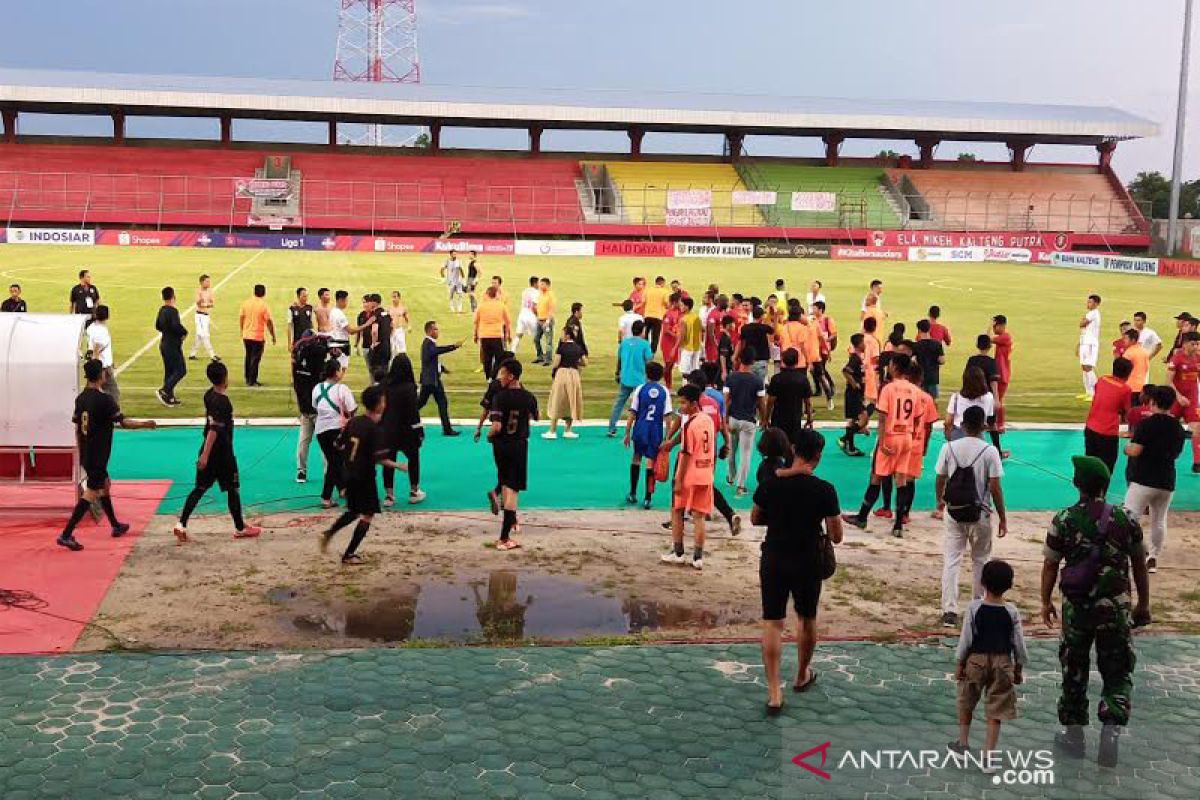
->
xmin=698 ymin=291 xmax=716 ymax=329
xmin=1132 ymin=311 xmax=1163 ymax=361
xmin=1077 ymin=294 xmax=1102 ymax=399
xmin=804 ymin=279 xmax=826 ymax=314
xmin=327 ymin=290 xmax=353 ymax=368
xmin=933 ymin=406 xmax=1007 ymax=628
xmin=615 ymin=298 xmax=645 ymax=382
xmin=511 ymin=276 xmax=541 ymax=355
xmin=441 ymin=252 xmax=466 ymax=314
xmin=87 ymin=304 xmax=119 ymax=405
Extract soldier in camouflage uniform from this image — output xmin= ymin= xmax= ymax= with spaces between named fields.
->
xmin=1041 ymin=455 xmax=1151 ymax=767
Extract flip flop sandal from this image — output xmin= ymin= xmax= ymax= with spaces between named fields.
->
xmin=793 ymin=669 xmax=818 ymax=693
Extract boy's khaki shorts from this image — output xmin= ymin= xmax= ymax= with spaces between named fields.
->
xmin=957 ymin=653 xmax=1017 ymax=722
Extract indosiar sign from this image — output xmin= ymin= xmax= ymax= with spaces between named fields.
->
xmin=1049 ymin=252 xmax=1159 ymax=276
xmin=6 ymin=227 xmax=96 ymax=246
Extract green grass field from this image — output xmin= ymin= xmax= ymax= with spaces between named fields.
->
xmin=0 ymin=244 xmax=1188 ymax=422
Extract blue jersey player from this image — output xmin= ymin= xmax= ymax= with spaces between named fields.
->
xmin=623 ymin=362 xmax=672 ymax=508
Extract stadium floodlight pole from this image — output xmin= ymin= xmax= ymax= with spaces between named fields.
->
xmin=1168 ymin=0 xmax=1194 ymax=255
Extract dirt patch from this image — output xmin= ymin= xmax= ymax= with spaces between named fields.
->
xmin=76 ymin=508 xmax=1200 ymax=651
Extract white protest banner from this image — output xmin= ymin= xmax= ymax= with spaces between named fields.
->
xmin=666 ymin=189 xmax=712 ymax=210
xmin=665 ymin=207 xmax=713 ymax=227
xmin=790 ymin=192 xmax=837 ymax=212
xmin=732 ymin=190 xmax=777 ymax=206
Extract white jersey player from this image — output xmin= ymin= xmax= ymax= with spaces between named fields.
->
xmin=442 ymin=252 xmax=466 ymax=313
xmin=511 ymin=276 xmax=541 ymax=355
xmin=1077 ymin=293 xmax=1102 ymax=399
xmin=189 ymin=274 xmax=218 ymax=360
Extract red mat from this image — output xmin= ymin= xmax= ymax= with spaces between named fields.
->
xmin=0 ymin=481 xmax=171 ymax=655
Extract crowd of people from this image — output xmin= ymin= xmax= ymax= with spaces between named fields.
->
xmin=15 ymin=256 xmax=1196 ymax=770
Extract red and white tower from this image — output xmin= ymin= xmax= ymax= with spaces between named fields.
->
xmin=334 ymin=0 xmax=421 ymax=146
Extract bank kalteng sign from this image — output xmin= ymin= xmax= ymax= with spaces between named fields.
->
xmin=1049 ymin=252 xmax=1159 ymax=275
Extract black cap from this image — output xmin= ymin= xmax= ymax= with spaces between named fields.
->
xmin=1175 ymin=312 xmax=1193 ymax=320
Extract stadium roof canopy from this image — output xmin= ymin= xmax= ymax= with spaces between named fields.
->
xmin=0 ymin=68 xmax=1158 ymax=145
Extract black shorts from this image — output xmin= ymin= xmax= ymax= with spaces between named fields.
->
xmin=493 ymin=440 xmax=529 ymax=492
xmin=196 ymin=457 xmax=240 ymax=493
xmin=345 ymin=478 xmax=381 ymax=516
xmin=759 ymin=553 xmax=822 ymax=620
xmin=82 ymin=464 xmax=110 ymax=491
xmin=844 ymin=391 xmax=865 ymax=420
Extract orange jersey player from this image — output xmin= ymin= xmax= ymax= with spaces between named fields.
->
xmin=845 ymin=353 xmax=924 ymax=537
xmin=661 ymin=384 xmax=716 ymax=571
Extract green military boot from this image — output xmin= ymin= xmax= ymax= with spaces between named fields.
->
xmin=1054 ymin=725 xmax=1086 ymax=759
xmin=1098 ymin=724 xmax=1121 ymax=767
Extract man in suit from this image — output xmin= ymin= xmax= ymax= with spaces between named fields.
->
xmin=419 ymin=320 xmax=464 ymax=436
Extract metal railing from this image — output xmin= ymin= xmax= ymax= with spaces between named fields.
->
xmin=0 ymin=170 xmax=1151 ymax=235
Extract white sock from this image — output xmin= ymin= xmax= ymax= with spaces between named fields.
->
xmin=1084 ymin=372 xmax=1097 ymax=395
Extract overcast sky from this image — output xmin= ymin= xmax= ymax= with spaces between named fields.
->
xmin=0 ymin=0 xmax=1192 ymax=178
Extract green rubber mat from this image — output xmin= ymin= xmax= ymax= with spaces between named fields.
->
xmin=1 ymin=638 xmax=1197 ymax=799
xmin=110 ymin=427 xmax=1200 ymax=517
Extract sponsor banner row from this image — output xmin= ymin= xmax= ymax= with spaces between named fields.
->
xmin=90 ymin=230 xmax=518 ymax=254
xmin=513 ymin=240 xmax=596 ymax=257
xmin=674 ymin=241 xmax=755 ymax=259
xmin=1049 ymin=252 xmax=1159 ymax=276
xmin=754 ymin=242 xmax=832 ymax=259
xmin=7 ymin=227 xmax=96 ymax=246
xmin=595 ymin=240 xmax=676 ymax=257
xmin=868 ymin=229 xmax=1073 ymax=250
xmin=1159 ymin=258 xmax=1200 ymax=279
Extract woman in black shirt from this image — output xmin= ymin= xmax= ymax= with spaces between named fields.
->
xmin=382 ymin=354 xmax=426 ymax=505
xmin=544 ymin=328 xmax=587 ymax=440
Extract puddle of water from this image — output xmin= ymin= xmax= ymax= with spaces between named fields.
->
xmin=275 ymin=571 xmax=750 ymax=643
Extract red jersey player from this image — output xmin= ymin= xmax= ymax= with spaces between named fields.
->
xmin=1167 ymin=331 xmax=1200 ymax=472
xmin=991 ymin=315 xmax=1013 ymax=442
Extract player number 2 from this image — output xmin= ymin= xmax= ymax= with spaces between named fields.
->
xmin=645 ymin=405 xmax=657 ymax=422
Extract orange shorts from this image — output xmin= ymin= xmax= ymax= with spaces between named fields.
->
xmin=904 ymin=439 xmax=928 ymax=478
xmin=673 ymin=483 xmax=714 ymax=515
xmin=873 ymin=434 xmax=913 ymax=477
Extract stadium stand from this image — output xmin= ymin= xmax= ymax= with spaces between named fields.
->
xmin=0 ymin=144 xmax=583 ymax=231
xmin=888 ymin=166 xmax=1144 ymax=235
xmin=735 ymin=163 xmax=901 ymax=229
xmin=585 ymin=161 xmax=763 ymax=226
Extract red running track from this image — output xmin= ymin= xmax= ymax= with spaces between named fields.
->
xmin=0 ymin=481 xmax=170 ymax=655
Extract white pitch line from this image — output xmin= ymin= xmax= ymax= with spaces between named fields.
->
xmin=114 ymin=250 xmax=266 ymax=377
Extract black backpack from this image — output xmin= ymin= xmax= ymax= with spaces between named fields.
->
xmin=945 ymin=443 xmax=988 ymax=523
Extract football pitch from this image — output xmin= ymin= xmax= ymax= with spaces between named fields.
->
xmin=0 ymin=243 xmax=1187 ymax=422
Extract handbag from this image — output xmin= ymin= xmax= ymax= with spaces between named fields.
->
xmin=819 ymin=532 xmax=837 ymax=580
xmin=1059 ymin=503 xmax=1114 ymax=602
